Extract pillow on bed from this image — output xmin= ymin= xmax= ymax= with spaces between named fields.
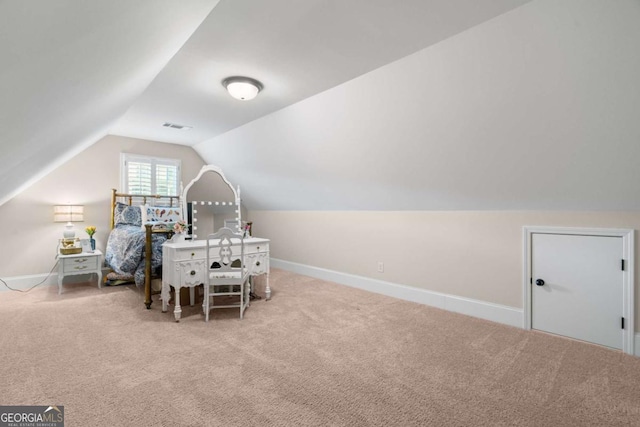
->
xmin=142 ymin=204 xmax=182 ymax=227
xmin=140 ymin=204 xmax=157 ymax=230
xmin=114 ymin=202 xmax=142 ymax=227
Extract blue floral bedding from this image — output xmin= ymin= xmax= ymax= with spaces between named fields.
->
xmin=105 ymin=224 xmax=168 ymax=287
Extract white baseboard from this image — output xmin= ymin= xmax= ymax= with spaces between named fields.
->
xmin=0 ymin=267 xmax=113 ymax=293
xmin=0 ymin=273 xmax=58 ymax=292
xmin=271 ymin=258 xmax=523 ymax=328
xmin=636 ymin=334 xmax=640 ymax=357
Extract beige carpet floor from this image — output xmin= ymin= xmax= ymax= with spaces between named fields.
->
xmin=1 ymin=268 xmax=639 ymax=426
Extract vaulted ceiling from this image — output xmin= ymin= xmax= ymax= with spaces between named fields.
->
xmin=3 ymin=0 xmax=640 ymax=211
xmin=0 ymin=0 xmax=530 ymax=207
xmin=110 ymin=0 xmax=532 ymax=146
xmin=0 ymin=0 xmax=219 ymax=205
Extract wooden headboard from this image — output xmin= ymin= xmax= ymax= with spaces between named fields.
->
xmin=110 ymin=188 xmax=181 ymax=229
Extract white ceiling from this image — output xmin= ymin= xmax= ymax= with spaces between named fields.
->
xmin=0 ymin=0 xmax=219 ymax=206
xmin=0 ymin=0 xmax=535 ymax=207
xmin=193 ymin=0 xmax=640 ymax=211
xmin=110 ymin=0 xmax=532 ymax=145
xmin=12 ymin=0 xmax=637 ymax=213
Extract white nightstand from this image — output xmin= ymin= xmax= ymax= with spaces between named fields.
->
xmin=57 ymin=249 xmax=103 ymax=294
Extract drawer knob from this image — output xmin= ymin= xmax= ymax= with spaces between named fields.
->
xmin=191 ymin=253 xmax=195 ymax=257
xmin=257 ymin=246 xmax=260 ymax=251
xmin=256 ymin=261 xmax=260 ymax=266
xmin=190 ymin=270 xmax=196 ymax=276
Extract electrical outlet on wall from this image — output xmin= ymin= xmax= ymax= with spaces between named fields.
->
xmin=377 ymin=261 xmax=384 ymax=273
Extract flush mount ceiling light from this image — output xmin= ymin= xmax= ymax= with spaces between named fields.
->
xmin=222 ymin=76 xmax=263 ymax=101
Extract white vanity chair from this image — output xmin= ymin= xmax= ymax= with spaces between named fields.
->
xmin=203 ymin=227 xmax=250 ymax=321
xmin=161 ymin=165 xmax=271 ymax=322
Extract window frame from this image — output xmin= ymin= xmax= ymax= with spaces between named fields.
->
xmin=120 ymin=153 xmax=181 ymax=198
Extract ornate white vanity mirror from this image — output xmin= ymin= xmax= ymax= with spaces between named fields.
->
xmin=181 ymin=165 xmax=242 ymax=239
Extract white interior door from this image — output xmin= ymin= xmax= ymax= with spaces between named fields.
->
xmin=531 ymin=233 xmax=623 ymax=350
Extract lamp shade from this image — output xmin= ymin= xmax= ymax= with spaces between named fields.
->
xmin=222 ymin=76 xmax=263 ymax=101
xmin=54 ymin=205 xmax=84 ymax=222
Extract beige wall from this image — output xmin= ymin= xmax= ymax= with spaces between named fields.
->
xmin=0 ymin=135 xmax=206 ymax=278
xmin=3 ymin=132 xmax=639 ymax=332
xmin=248 ymin=210 xmax=640 ymax=329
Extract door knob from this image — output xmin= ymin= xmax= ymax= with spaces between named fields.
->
xmin=535 ymin=279 xmax=545 ymax=286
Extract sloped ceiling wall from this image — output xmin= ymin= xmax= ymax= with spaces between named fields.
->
xmin=0 ymin=0 xmax=218 ymax=206
xmin=110 ymin=0 xmax=531 ymax=146
xmin=194 ymin=0 xmax=640 ymax=211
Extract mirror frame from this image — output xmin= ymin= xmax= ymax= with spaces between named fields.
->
xmin=181 ymin=165 xmax=242 ymax=235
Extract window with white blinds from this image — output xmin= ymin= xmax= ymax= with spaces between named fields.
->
xmin=120 ymin=153 xmax=181 ymax=197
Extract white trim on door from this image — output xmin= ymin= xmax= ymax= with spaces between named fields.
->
xmin=523 ymin=226 xmax=635 ymax=356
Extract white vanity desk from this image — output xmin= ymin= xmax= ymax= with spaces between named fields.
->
xmin=161 ymin=237 xmax=270 ymax=322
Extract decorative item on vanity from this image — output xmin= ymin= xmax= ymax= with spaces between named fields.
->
xmin=53 ymin=205 xmax=84 ymax=238
xmin=242 ymin=221 xmax=252 ymax=238
xmin=171 ymin=220 xmax=189 ymax=242
xmin=85 ymin=225 xmax=96 ymax=251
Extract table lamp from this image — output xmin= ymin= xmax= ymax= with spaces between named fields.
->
xmin=54 ymin=205 xmax=84 ymax=238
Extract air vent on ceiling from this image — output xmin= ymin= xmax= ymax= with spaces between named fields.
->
xmin=162 ymin=122 xmax=192 ymax=130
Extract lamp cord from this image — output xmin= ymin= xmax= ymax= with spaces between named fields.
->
xmin=0 ymin=258 xmax=59 ymax=293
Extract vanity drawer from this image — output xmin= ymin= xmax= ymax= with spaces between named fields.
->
xmin=174 ymin=248 xmax=205 ymax=261
xmin=245 ymin=242 xmax=269 ymax=255
xmin=178 ymin=259 xmax=205 ymax=287
xmin=62 ymin=256 xmax=99 ymax=273
xmin=247 ymin=253 xmax=269 ymax=275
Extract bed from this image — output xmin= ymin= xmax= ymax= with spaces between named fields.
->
xmin=107 ymin=189 xmax=181 ymax=309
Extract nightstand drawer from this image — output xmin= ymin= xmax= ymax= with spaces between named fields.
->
xmin=62 ymin=256 xmax=99 ymax=273
xmin=57 ymin=250 xmax=103 ymax=295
